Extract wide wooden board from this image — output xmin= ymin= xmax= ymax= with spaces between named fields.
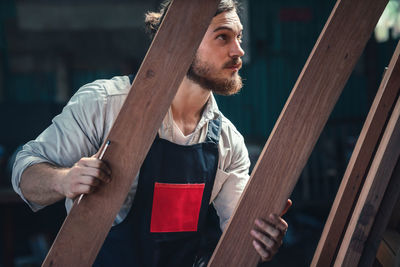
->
xmin=208 ymin=0 xmax=388 ymax=266
xmin=312 ymin=40 xmax=400 ymax=266
xmin=42 ymin=1 xmax=220 ymax=266
xmin=334 ymin=96 xmax=400 ymax=266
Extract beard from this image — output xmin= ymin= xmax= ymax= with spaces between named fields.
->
xmin=186 ymin=55 xmax=243 ymax=96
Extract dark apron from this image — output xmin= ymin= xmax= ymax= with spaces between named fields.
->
xmin=94 ymin=80 xmax=222 ymax=266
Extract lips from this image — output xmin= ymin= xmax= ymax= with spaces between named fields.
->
xmin=230 ymin=64 xmax=241 ymax=69
xmin=223 ymin=58 xmax=242 ymax=72
xmin=226 ymin=64 xmax=241 ymax=73
xmin=225 ymin=63 xmax=242 ymax=71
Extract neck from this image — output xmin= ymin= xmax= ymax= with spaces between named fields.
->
xmin=171 ymin=77 xmax=211 ymax=135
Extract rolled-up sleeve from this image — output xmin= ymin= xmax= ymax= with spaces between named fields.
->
xmin=213 ymin=131 xmax=250 ymax=231
xmin=12 ymin=83 xmax=108 ymax=211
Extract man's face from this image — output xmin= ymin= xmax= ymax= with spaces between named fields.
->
xmin=187 ymin=10 xmax=245 ymax=96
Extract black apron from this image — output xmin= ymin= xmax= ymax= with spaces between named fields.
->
xmin=94 ymin=77 xmax=222 ymax=266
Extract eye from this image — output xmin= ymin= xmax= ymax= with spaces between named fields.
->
xmin=216 ymin=34 xmax=228 ymax=41
xmin=237 ymin=34 xmax=243 ymax=43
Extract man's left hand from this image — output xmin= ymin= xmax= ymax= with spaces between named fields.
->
xmin=250 ymin=199 xmax=292 ymax=262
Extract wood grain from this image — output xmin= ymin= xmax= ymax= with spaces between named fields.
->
xmin=41 ymin=1 xmax=220 ymax=266
xmin=312 ymin=40 xmax=400 ymax=267
xmin=334 ymin=96 xmax=400 ymax=266
xmin=208 ymin=0 xmax=388 ymax=266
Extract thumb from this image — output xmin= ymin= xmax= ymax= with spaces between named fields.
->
xmin=281 ymin=199 xmax=292 ymax=216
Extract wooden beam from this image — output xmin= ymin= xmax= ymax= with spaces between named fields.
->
xmin=208 ymin=0 xmax=388 ymax=266
xmin=376 ymin=230 xmax=400 ymax=267
xmin=41 ymin=1 xmax=220 ymax=266
xmin=334 ymin=95 xmax=400 ymax=266
xmin=359 ymin=158 xmax=400 ymax=266
xmin=388 ymin=194 xmax=400 ymax=230
xmin=312 ymin=40 xmax=400 ymax=266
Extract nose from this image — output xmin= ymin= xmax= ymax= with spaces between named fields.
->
xmin=229 ymin=39 xmax=245 ymax=58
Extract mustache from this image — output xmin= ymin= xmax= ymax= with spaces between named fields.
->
xmin=223 ymin=57 xmax=242 ymax=68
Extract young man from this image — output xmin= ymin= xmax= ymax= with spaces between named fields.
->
xmin=12 ymin=1 xmax=290 ymax=266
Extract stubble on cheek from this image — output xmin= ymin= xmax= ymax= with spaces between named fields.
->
xmin=187 ymin=57 xmax=243 ymax=96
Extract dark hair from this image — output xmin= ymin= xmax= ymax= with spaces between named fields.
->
xmin=144 ymin=0 xmax=239 ymax=39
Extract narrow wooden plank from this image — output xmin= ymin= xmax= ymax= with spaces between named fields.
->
xmin=334 ymin=95 xmax=400 ymax=266
xmin=359 ymin=158 xmax=400 ymax=266
xmin=312 ymin=40 xmax=400 ymax=267
xmin=208 ymin=0 xmax=388 ymax=266
xmin=388 ymin=193 xmax=400 ymax=230
xmin=42 ymin=1 xmax=220 ymax=266
xmin=376 ymin=230 xmax=400 ymax=267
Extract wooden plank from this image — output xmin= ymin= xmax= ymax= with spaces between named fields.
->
xmin=208 ymin=0 xmax=388 ymax=266
xmin=312 ymin=40 xmax=400 ymax=267
xmin=42 ymin=1 xmax=220 ymax=266
xmin=376 ymin=230 xmax=400 ymax=267
xmin=376 ymin=237 xmax=395 ymax=267
xmin=334 ymin=95 xmax=400 ymax=266
xmin=358 ymin=158 xmax=400 ymax=266
xmin=388 ymin=192 xmax=400 ymax=230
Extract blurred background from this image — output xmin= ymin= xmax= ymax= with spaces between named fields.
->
xmin=0 ymin=0 xmax=399 ymax=266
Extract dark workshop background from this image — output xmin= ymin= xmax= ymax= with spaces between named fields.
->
xmin=0 ymin=0 xmax=399 ymax=266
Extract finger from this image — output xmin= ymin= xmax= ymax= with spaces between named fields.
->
xmin=78 ymin=175 xmax=101 ymax=187
xmin=268 ymin=214 xmax=289 ymax=234
xmin=252 ymin=240 xmax=270 ymax=262
xmin=96 ymin=161 xmax=112 ymax=177
xmin=79 ymin=158 xmax=112 ymax=176
xmin=250 ymin=229 xmax=275 ymax=250
xmin=73 ymin=184 xmax=94 ymax=195
xmin=82 ymin=167 xmax=111 ymax=183
xmin=255 ymin=218 xmax=280 ymax=239
xmin=281 ymin=199 xmax=292 ymax=216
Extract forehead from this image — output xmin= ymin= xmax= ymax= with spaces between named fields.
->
xmin=209 ymin=11 xmax=243 ymax=33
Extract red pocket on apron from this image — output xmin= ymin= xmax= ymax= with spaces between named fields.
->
xmin=150 ymin=182 xmax=205 ymax=233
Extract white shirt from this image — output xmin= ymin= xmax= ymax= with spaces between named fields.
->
xmin=12 ymin=75 xmax=250 ymax=230
xmin=171 ymin=117 xmax=195 ymax=145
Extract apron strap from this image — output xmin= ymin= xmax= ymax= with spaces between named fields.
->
xmin=205 ymin=114 xmax=222 ymax=144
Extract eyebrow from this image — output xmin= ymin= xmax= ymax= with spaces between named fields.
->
xmin=213 ymin=26 xmax=243 ymax=34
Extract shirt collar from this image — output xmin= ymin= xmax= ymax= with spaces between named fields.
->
xmin=202 ymin=93 xmax=220 ymax=122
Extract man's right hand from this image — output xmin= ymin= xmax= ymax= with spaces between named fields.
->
xmin=57 ymin=157 xmax=112 ymax=199
xmin=20 ymin=156 xmax=112 ymax=207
